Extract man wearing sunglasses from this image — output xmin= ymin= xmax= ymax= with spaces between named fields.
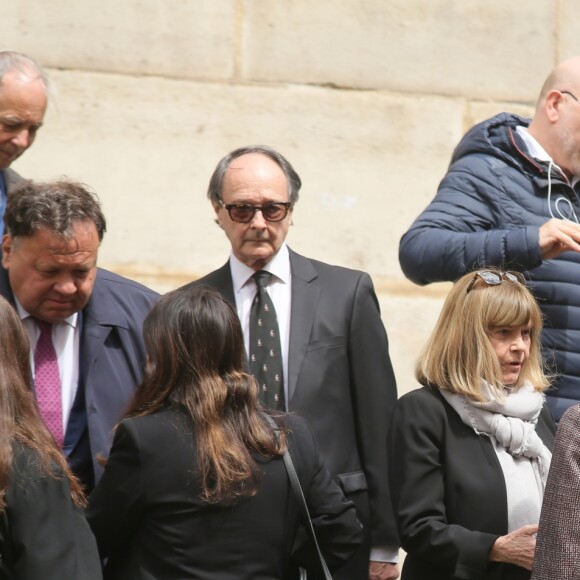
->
xmin=182 ymin=145 xmax=400 ymax=580
xmin=400 ymin=55 xmax=580 ymax=423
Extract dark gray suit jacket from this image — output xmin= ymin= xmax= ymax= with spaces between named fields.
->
xmin=183 ymin=248 xmax=399 ymax=554
xmin=3 ymin=168 xmax=24 ymax=193
xmin=532 ymin=404 xmax=580 ymax=580
xmin=1 ymin=169 xmax=24 ymax=237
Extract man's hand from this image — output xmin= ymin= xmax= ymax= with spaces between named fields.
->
xmin=539 ymin=218 xmax=580 ymax=259
xmin=369 ymin=560 xmax=400 ymax=579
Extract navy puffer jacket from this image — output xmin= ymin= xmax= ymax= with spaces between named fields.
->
xmin=399 ymin=112 xmax=580 ymax=421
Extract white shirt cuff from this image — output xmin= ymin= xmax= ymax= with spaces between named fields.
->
xmin=370 ymin=546 xmax=399 ymax=563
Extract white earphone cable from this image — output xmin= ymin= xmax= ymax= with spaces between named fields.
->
xmin=547 ymin=159 xmax=579 ymax=223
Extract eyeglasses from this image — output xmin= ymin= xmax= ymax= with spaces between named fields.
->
xmin=560 ymin=90 xmax=580 ymax=103
xmin=466 ymin=270 xmax=525 ymax=293
xmin=218 ymin=200 xmax=292 ymax=223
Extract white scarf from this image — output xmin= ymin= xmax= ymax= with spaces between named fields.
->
xmin=441 ymin=381 xmax=551 ymax=531
xmin=441 ymin=381 xmax=551 ymax=482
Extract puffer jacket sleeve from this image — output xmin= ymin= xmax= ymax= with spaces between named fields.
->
xmin=399 ymin=154 xmax=543 ymax=285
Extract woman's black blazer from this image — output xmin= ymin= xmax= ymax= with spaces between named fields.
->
xmin=3 ymin=443 xmax=102 ymax=580
xmin=389 ymin=386 xmax=556 ymax=580
xmin=87 ymin=407 xmax=363 ymax=580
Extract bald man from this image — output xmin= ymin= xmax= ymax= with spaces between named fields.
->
xmin=400 ymin=56 xmax=580 ymax=421
xmin=0 ymin=51 xmax=49 ymax=236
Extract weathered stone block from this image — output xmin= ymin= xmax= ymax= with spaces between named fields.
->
xmin=244 ymin=0 xmax=554 ymax=101
xmin=377 ymin=285 xmax=449 ymax=397
xmin=560 ymin=0 xmax=580 ymax=61
xmin=15 ymin=71 xmax=463 ymax=282
xmin=2 ymin=0 xmax=236 ymax=80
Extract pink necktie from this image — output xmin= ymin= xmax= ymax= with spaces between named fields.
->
xmin=34 ymin=319 xmax=64 ymax=447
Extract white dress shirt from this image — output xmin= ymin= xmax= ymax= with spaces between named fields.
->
xmin=229 ymin=243 xmax=292 ymax=409
xmin=517 ymin=125 xmax=579 ymax=186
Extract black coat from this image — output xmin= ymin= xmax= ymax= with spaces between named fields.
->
xmin=389 ymin=386 xmax=556 ymax=580
xmin=87 ymin=408 xmax=363 ymax=580
xmin=2 ymin=443 xmax=102 ymax=580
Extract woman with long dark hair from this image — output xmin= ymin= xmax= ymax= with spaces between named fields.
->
xmin=0 ymin=295 xmax=101 ymax=579
xmin=87 ymin=286 xmax=362 ymax=579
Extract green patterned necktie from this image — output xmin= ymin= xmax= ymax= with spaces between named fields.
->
xmin=249 ymin=270 xmax=285 ymax=410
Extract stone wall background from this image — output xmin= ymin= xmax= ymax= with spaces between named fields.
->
xmin=2 ymin=0 xmax=578 ymax=396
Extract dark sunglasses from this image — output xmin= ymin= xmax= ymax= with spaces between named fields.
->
xmin=466 ymin=270 xmax=525 ymax=293
xmin=219 ymin=201 xmax=291 ymax=223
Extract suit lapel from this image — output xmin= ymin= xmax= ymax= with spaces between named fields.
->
xmin=203 ymin=255 xmax=319 ymax=404
xmin=287 ymin=250 xmax=319 ymax=403
xmin=201 ymin=262 xmax=236 ymax=307
xmin=536 ymin=405 xmax=556 ymax=449
xmin=80 ymin=317 xmax=113 ymax=385
xmin=79 ymin=270 xmax=127 ymax=381
xmin=66 ymin=301 xmax=114 ymax=456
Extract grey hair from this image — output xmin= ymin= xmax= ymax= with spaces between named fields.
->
xmin=5 ymin=179 xmax=106 ymax=241
xmin=207 ymin=145 xmax=302 ymax=205
xmin=0 ymin=50 xmax=51 ymax=95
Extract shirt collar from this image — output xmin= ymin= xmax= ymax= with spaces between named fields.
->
xmin=14 ymin=297 xmax=79 ymax=328
xmin=516 ymin=125 xmax=580 ymax=186
xmin=230 ymin=243 xmax=291 ymax=292
xmin=516 ymin=126 xmax=554 ymax=162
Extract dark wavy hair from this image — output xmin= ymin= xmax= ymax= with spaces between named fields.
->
xmin=5 ymin=179 xmax=106 ymax=241
xmin=124 ymin=286 xmax=287 ymax=503
xmin=0 ymin=295 xmax=86 ymax=509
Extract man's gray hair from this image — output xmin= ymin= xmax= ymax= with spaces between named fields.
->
xmin=5 ymin=179 xmax=106 ymax=241
xmin=0 ymin=50 xmax=51 ymax=94
xmin=207 ymin=145 xmax=302 ymax=206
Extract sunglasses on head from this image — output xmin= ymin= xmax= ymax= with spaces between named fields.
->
xmin=466 ymin=270 xmax=525 ymax=293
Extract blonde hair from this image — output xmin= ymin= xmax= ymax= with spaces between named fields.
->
xmin=416 ymin=268 xmax=550 ymax=401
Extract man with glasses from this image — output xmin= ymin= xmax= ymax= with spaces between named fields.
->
xmin=400 ymin=55 xmax=580 ymax=422
xmin=182 ymin=145 xmax=400 ymax=580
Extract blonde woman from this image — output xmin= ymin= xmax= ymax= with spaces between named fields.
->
xmin=389 ymin=268 xmax=556 ymax=580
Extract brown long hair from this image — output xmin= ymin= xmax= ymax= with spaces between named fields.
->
xmin=124 ymin=286 xmax=286 ymax=503
xmin=0 ymin=296 xmax=86 ymax=508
